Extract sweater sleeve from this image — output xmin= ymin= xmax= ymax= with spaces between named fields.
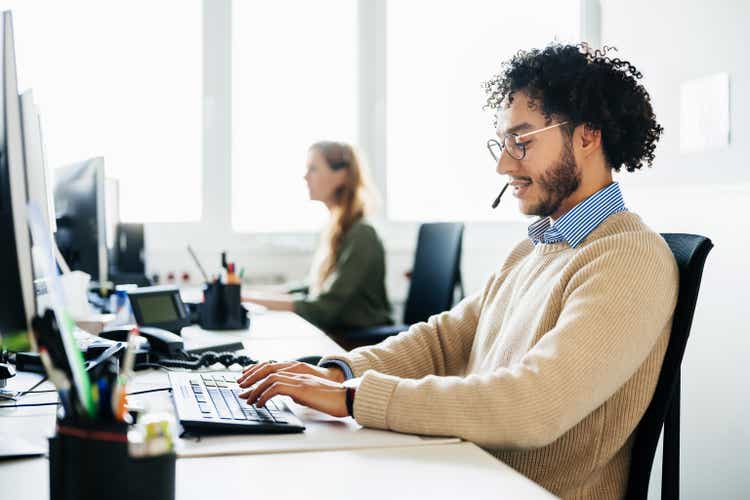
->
xmin=350 ymin=236 xmax=679 ymax=449
xmin=319 ymin=277 xmax=492 ymax=380
xmin=292 ymin=226 xmax=372 ymax=328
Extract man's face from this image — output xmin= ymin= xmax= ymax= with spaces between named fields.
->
xmin=495 ymin=92 xmax=580 ymax=219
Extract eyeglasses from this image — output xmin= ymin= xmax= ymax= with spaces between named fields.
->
xmin=487 ymin=121 xmax=569 ymax=162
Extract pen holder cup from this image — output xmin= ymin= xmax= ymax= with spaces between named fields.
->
xmin=199 ymin=282 xmax=250 ymax=330
xmin=49 ymin=420 xmax=175 ymax=500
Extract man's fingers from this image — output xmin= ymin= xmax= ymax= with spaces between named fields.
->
xmin=237 ymin=361 xmax=291 ymax=388
xmin=238 ymin=361 xmax=268 ymax=380
xmin=255 ymin=381 xmax=299 ymax=408
xmin=238 ymin=361 xmax=319 ymax=387
xmin=240 ymin=359 xmax=280 ymax=376
xmin=240 ymin=372 xmax=300 ymax=404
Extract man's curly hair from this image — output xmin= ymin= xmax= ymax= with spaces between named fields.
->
xmin=482 ymin=43 xmax=663 ymax=173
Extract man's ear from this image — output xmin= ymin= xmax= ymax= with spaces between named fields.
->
xmin=579 ymin=124 xmax=602 ymax=156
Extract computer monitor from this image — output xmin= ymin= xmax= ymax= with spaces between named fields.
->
xmin=21 ymin=89 xmax=55 ymax=237
xmin=0 ymin=11 xmax=35 ymax=350
xmin=53 ymin=157 xmax=109 ymax=286
xmin=105 ymin=176 xmax=119 ymax=267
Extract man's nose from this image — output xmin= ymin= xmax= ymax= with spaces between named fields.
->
xmin=496 ymin=149 xmax=518 ymax=176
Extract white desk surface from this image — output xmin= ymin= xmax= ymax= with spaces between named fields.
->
xmin=182 ymin=310 xmax=329 ymax=342
xmin=0 ymin=311 xmax=556 ymax=499
xmin=0 ymin=443 xmax=556 ymax=500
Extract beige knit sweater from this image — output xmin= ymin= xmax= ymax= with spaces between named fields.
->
xmin=321 ymin=212 xmax=679 ymax=499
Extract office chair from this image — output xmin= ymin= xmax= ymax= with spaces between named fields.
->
xmin=334 ymin=222 xmax=464 ymax=350
xmin=625 ymin=233 xmax=713 ymax=500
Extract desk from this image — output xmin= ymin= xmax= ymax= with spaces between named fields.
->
xmin=1 ymin=443 xmax=555 ymax=499
xmin=0 ymin=311 xmax=556 ymax=499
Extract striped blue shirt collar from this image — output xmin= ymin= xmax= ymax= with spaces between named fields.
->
xmin=527 ymin=182 xmax=626 ymax=249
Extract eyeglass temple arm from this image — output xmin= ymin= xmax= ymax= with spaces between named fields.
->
xmin=515 ymin=121 xmax=570 ymax=141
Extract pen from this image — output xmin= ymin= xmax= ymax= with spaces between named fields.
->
xmin=112 ymin=327 xmax=140 ymax=421
xmin=187 ymin=244 xmax=210 ymax=283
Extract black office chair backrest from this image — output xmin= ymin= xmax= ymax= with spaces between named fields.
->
xmin=402 ymin=222 xmax=464 ymax=326
xmin=625 ymin=233 xmax=713 ymax=500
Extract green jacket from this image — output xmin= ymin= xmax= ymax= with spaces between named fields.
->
xmin=293 ymin=219 xmax=392 ymax=331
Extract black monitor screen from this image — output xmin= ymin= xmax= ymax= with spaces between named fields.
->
xmin=53 ymin=158 xmax=106 ymax=281
xmin=133 ymin=294 xmax=179 ymax=324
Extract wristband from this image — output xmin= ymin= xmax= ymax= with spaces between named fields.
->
xmin=345 ymin=387 xmax=356 ymax=417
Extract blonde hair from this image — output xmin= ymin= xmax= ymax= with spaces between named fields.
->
xmin=310 ymin=141 xmax=375 ymax=290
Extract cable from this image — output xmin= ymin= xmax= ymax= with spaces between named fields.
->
xmin=0 ymin=401 xmax=60 ymax=408
xmin=153 ymin=350 xmax=257 ymax=370
xmin=0 ymin=377 xmax=51 ymax=402
xmin=133 ymin=362 xmax=184 ymax=372
xmin=127 ymin=387 xmax=171 ymax=396
xmin=17 ymin=377 xmax=49 ymax=397
xmin=0 ymin=388 xmax=170 ymax=409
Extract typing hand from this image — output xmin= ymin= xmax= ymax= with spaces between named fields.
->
xmin=236 ymin=360 xmax=345 ymax=389
xmin=237 ymin=373 xmax=348 ymax=418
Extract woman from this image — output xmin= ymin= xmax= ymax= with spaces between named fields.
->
xmin=243 ymin=141 xmax=392 ymax=333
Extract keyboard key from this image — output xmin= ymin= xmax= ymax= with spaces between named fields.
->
xmin=207 ymin=388 xmax=232 ymax=419
xmin=221 ymin=388 xmax=246 ymax=420
xmin=255 ymin=407 xmax=274 ymax=422
xmin=241 ymin=402 xmax=262 ymax=418
xmin=269 ymin=412 xmax=288 ymax=424
xmin=175 ymin=373 xmax=303 ymax=429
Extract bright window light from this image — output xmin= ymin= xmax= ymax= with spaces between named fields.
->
xmin=4 ymin=0 xmax=202 ymax=222
xmin=231 ymin=0 xmax=358 ymax=233
xmin=386 ymin=0 xmax=580 ymax=222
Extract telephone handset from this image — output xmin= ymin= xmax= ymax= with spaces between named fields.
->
xmin=99 ymin=325 xmax=256 ymax=370
xmin=99 ymin=326 xmax=184 ymax=356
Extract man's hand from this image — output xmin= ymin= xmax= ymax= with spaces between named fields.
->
xmin=237 ymin=372 xmax=348 ymax=418
xmin=236 ymin=360 xmax=346 ymax=388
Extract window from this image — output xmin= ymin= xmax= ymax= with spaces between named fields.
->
xmin=386 ymin=0 xmax=580 ymax=222
xmin=5 ymin=0 xmax=202 ymax=222
xmin=231 ymin=0 xmax=358 ymax=233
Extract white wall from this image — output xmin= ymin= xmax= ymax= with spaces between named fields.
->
xmin=145 ymin=2 xmax=749 ymax=497
xmin=600 ymin=1 xmax=750 ymax=498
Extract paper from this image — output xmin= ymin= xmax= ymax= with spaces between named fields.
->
xmin=680 ymin=73 xmax=730 ymax=153
xmin=175 ymin=398 xmax=460 ymax=458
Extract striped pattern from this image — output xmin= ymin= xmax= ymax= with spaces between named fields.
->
xmin=527 ymin=182 xmax=626 ymax=248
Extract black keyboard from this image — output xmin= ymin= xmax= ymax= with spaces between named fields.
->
xmin=169 ymin=371 xmax=305 ymax=433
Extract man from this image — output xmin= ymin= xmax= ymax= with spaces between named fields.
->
xmin=237 ymin=44 xmax=678 ymax=499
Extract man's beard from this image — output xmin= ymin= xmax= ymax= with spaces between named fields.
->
xmin=527 ymin=140 xmax=580 ymax=218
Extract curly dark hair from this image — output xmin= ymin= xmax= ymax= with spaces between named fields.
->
xmin=482 ymin=43 xmax=663 ymax=173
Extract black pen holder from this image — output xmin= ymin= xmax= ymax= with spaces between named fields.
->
xmin=199 ymin=282 xmax=250 ymax=330
xmin=49 ymin=419 xmax=175 ymax=500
